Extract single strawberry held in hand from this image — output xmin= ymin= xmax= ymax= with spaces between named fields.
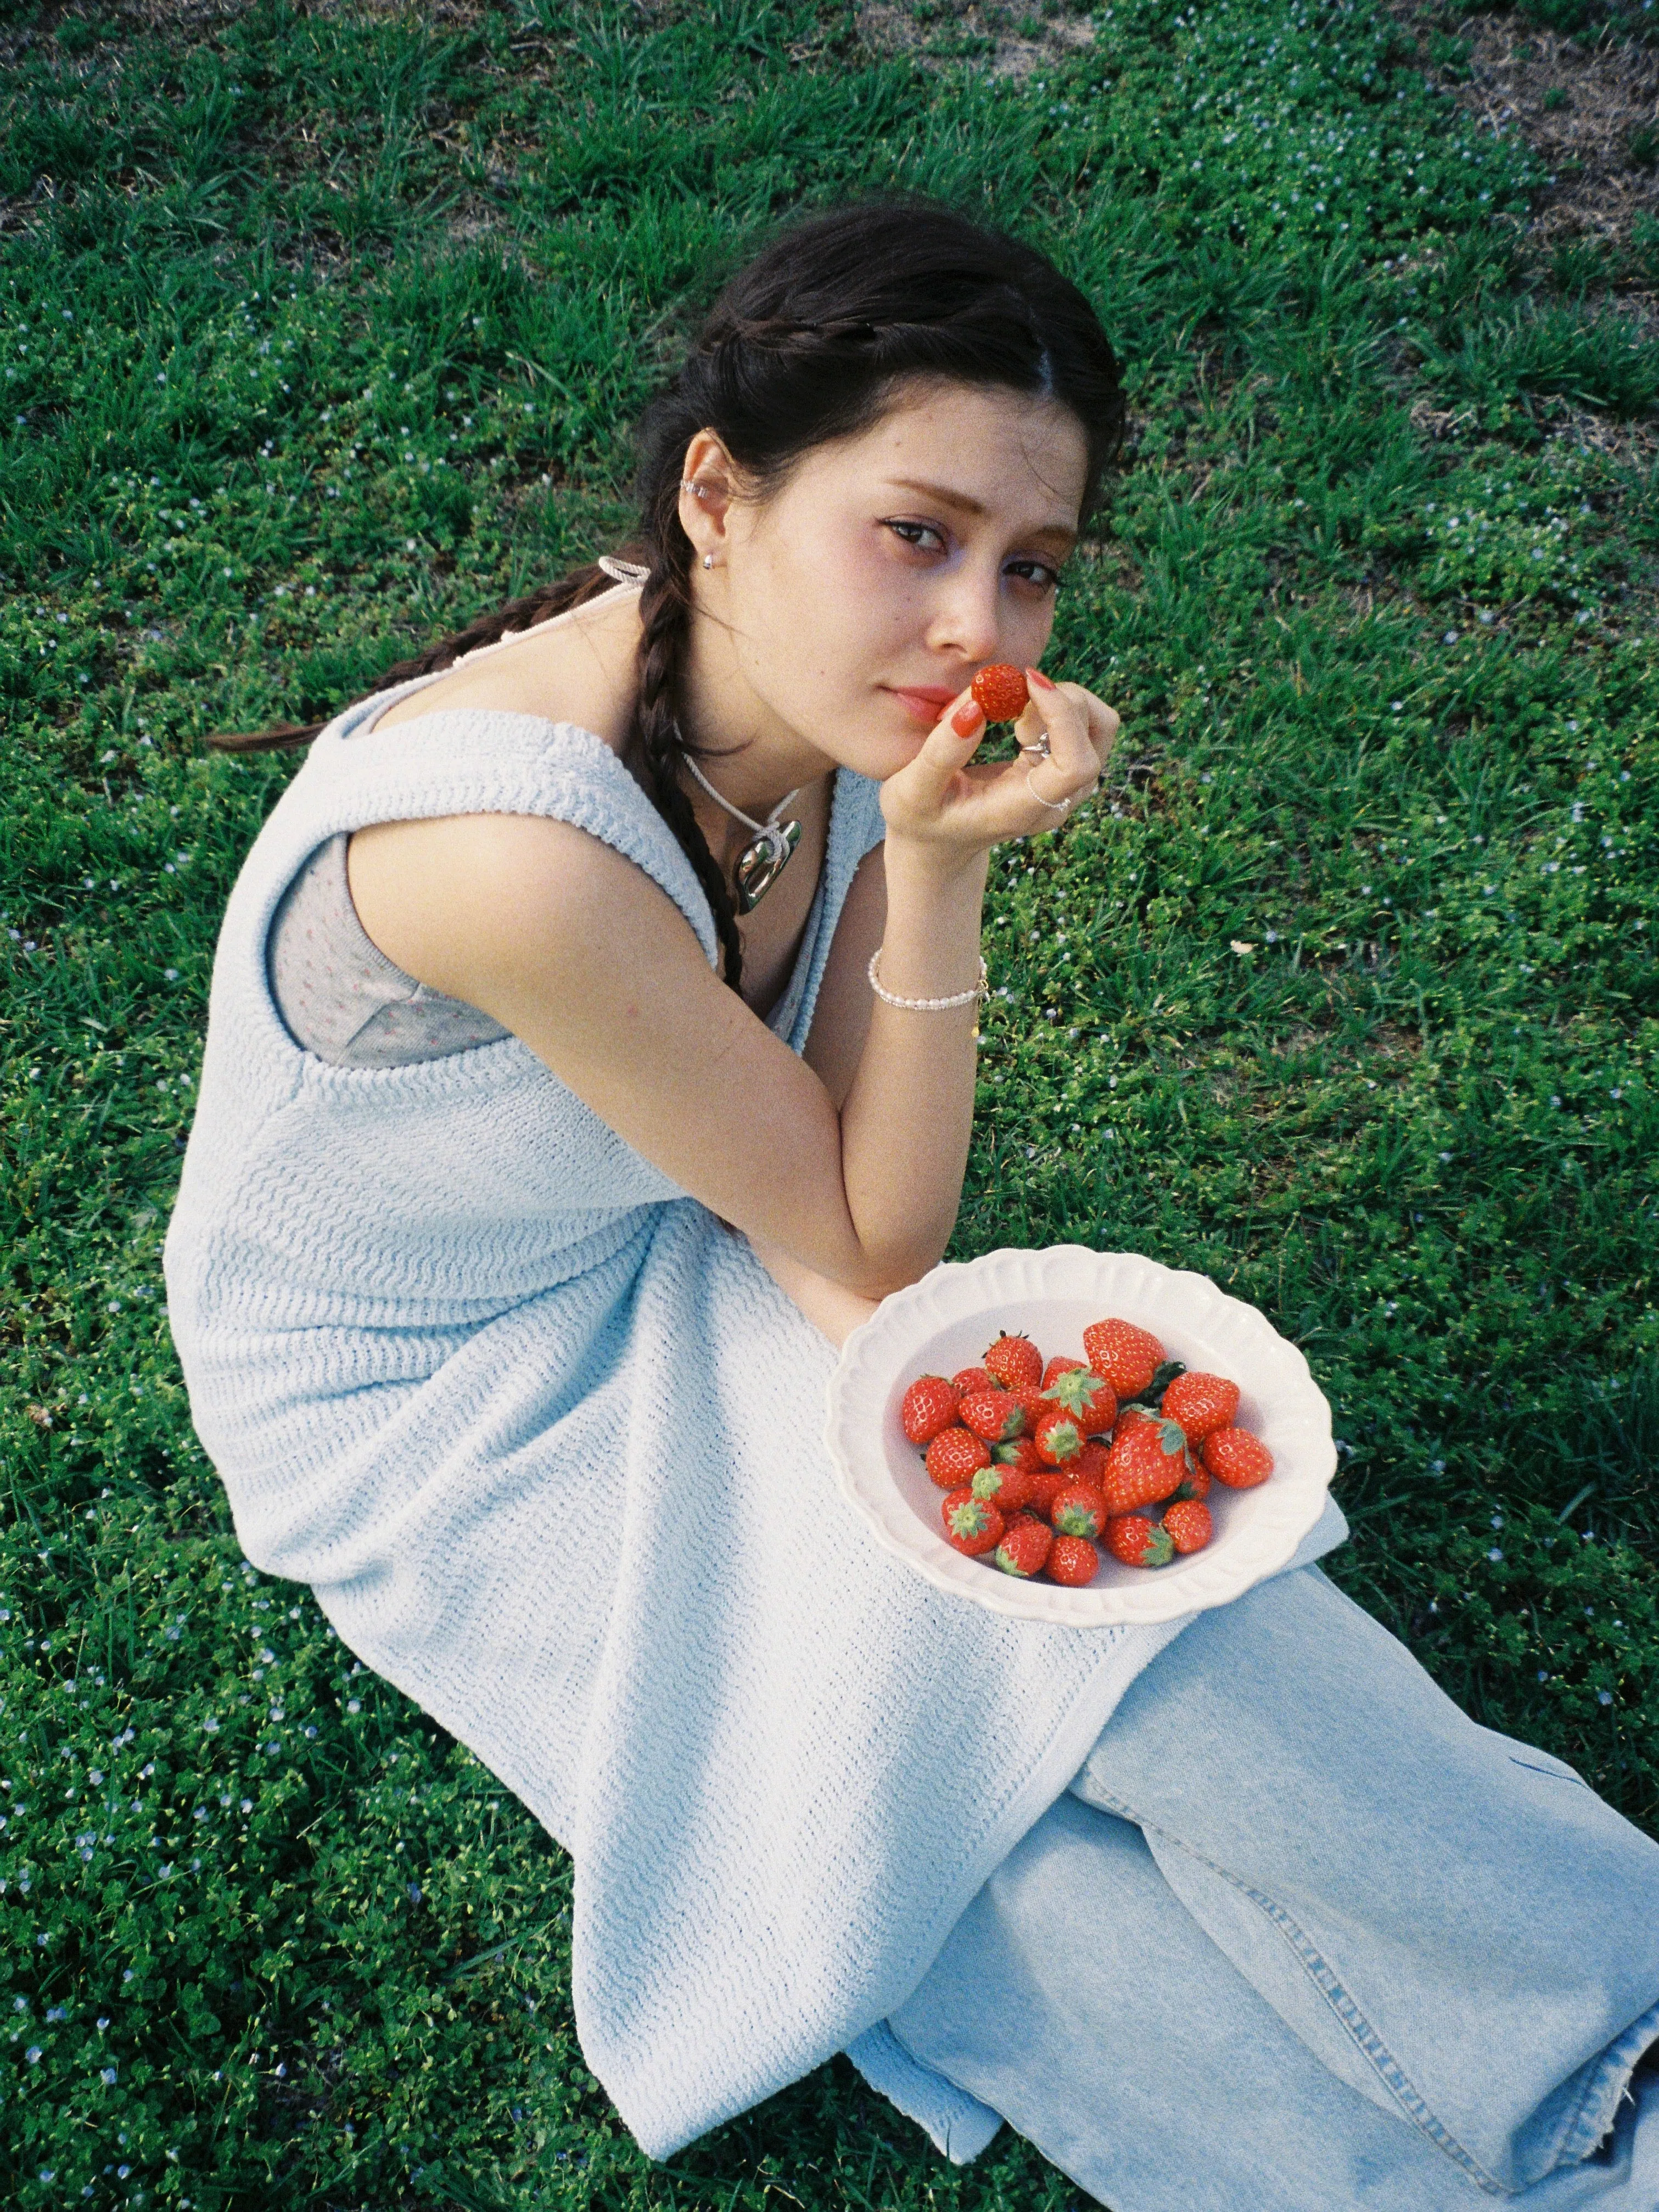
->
xmin=971 ymin=663 xmax=1029 ymax=723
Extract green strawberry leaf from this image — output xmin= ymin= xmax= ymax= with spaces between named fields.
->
xmin=1044 ymin=1366 xmax=1105 ymax=1417
xmin=1122 ymin=1358 xmax=1187 ymax=1408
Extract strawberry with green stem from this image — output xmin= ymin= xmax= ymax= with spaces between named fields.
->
xmin=1043 ymin=1364 xmax=1117 ymax=1437
xmin=926 ymin=1426 xmax=992 ymax=1489
xmin=1101 ymin=1416 xmax=1193 ymax=1516
xmin=941 ymin=1486 xmax=1005 ymax=1557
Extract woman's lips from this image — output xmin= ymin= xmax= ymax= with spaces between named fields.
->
xmin=885 ymin=685 xmax=960 ymax=726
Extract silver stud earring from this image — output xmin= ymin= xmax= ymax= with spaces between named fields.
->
xmin=702 ymin=553 xmax=714 ymax=569
xmin=681 ymin=480 xmax=708 ymax=500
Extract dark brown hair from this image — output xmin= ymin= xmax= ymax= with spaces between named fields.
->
xmin=211 ymin=199 xmax=1125 ymax=989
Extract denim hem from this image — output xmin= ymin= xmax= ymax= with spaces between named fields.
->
xmin=1553 ymin=1997 xmax=1659 ymax=2171
xmin=1081 ymin=1784 xmax=1512 ymax=2199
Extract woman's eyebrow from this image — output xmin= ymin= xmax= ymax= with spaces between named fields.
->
xmin=885 ymin=477 xmax=1078 ymax=550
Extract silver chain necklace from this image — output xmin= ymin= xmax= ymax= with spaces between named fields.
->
xmin=681 ymin=753 xmax=803 ymax=912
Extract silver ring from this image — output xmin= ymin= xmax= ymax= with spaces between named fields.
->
xmin=1018 ymin=737 xmax=1051 ymax=759
xmin=1026 ymin=766 xmax=1073 ymax=814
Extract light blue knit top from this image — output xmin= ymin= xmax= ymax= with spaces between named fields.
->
xmin=163 ymin=671 xmax=1192 ymax=2158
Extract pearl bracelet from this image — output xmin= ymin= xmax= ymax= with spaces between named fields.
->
xmin=867 ymin=949 xmax=989 ymax=1012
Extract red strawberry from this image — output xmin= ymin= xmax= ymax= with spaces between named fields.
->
xmin=1202 ymin=1427 xmax=1274 ymax=1488
xmin=1049 ymin=1482 xmax=1106 ymax=1541
xmin=1007 ymin=1384 xmax=1050 ymax=1431
xmin=1045 ymin=1534 xmax=1100 ymax=1587
xmin=1105 ymin=1514 xmax=1176 ymax=1569
xmin=951 ymin=1365 xmax=995 ymax=1397
xmin=1162 ymin=1499 xmax=1213 ymax=1554
xmin=983 ymin=1331 xmax=1044 ymax=1391
xmin=1083 ymin=1317 xmax=1166 ymax=1399
xmin=1101 ymin=1417 xmax=1192 ymax=1515
xmin=925 ymin=1425 xmax=992 ymax=1489
xmin=1042 ymin=1354 xmax=1085 ymax=1389
xmin=1161 ymin=1371 xmax=1240 ymax=1444
xmin=901 ymin=1374 xmax=960 ymax=1447
xmin=1170 ymin=1461 xmax=1212 ymax=1502
xmin=993 ymin=1433 xmax=1046 ymax=1476
xmin=971 ymin=663 xmax=1029 ymax=723
xmin=1027 ymin=1466 xmax=1069 ymax=1521
xmin=971 ymin=1460 xmax=1036 ymax=1514
xmin=994 ymin=1515 xmax=1053 ymax=1578
xmin=1034 ymin=1405 xmax=1086 ymax=1466
xmin=941 ymin=1486 xmax=1005 ymax=1556
xmin=959 ymin=1388 xmax=1027 ymax=1444
xmin=1073 ymin=1439 xmax=1111 ymax=1486
xmin=1043 ymin=1364 xmax=1117 ymax=1436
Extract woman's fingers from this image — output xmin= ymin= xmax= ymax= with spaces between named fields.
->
xmin=1019 ymin=674 xmax=1112 ymax=815
xmin=882 ymin=674 xmax=1122 ymax=847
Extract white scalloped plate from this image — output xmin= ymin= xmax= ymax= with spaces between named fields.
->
xmin=825 ymin=1245 xmax=1336 ymax=1627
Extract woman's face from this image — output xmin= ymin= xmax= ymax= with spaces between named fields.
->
xmin=691 ymin=378 xmax=1091 ymax=783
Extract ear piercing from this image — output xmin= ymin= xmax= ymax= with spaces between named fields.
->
xmin=682 ymin=483 xmax=717 ymax=566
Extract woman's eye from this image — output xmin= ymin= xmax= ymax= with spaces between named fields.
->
xmin=884 ymin=519 xmax=946 ymax=554
xmin=1006 ymin=559 xmax=1061 ymax=592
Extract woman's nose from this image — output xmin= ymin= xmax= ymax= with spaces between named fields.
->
xmin=926 ymin=562 xmax=1003 ymax=667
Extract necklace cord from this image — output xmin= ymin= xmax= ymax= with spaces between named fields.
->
xmin=682 ymin=752 xmax=802 ymax=844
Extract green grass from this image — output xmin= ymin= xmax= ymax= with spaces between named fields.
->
xmin=2 ymin=0 xmax=1656 ymax=2205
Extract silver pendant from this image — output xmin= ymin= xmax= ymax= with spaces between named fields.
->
xmin=733 ymin=819 xmax=801 ymax=912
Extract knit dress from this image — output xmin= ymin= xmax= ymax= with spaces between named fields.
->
xmin=164 ymin=670 xmax=1209 ymax=2158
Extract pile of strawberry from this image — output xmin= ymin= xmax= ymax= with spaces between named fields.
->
xmin=900 ymin=1317 xmax=1274 ymax=1586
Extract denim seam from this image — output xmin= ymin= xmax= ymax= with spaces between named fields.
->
xmin=1554 ymin=1996 xmax=1659 ymax=2167
xmin=1080 ymin=1780 xmax=1514 ymax=2200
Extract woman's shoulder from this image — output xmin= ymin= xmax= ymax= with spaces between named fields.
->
xmin=371 ymin=590 xmax=636 ymax=750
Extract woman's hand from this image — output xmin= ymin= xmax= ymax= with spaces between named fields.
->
xmin=878 ymin=669 xmax=1119 ymax=861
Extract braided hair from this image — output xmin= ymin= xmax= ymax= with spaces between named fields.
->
xmin=210 ymin=198 xmax=1126 ymax=992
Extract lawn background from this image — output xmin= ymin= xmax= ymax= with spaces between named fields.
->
xmin=2 ymin=0 xmax=1656 ymax=2206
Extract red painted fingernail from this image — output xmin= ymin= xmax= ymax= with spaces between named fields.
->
xmin=951 ymin=699 xmax=983 ymax=736
xmin=1027 ymin=667 xmax=1057 ymax=691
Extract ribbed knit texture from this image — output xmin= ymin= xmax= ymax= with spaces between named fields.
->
xmin=164 ymin=684 xmax=1200 ymax=2158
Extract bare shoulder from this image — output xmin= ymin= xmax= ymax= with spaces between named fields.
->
xmin=347 ymin=804 xmax=702 ymax=1012
xmin=373 ymin=587 xmax=637 ymax=747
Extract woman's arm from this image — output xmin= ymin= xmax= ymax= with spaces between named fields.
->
xmin=744 ymin=1233 xmax=883 ymax=1348
xmin=346 ymin=682 xmax=1113 ymax=1300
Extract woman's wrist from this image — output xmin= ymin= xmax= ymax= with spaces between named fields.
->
xmin=871 ymin=843 xmax=988 ymax=1003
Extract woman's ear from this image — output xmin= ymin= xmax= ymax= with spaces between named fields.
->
xmin=677 ymin=429 xmax=741 ymax=567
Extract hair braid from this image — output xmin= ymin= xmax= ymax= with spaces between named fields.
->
xmin=205 ymin=197 xmax=1127 ymax=1010
xmin=631 ymin=529 xmax=746 ymax=993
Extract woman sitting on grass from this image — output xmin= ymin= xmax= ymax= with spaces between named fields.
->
xmin=168 ymin=200 xmax=1659 ymax=2210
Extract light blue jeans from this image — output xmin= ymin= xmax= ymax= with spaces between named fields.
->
xmin=882 ymin=1564 xmax=1659 ymax=2209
